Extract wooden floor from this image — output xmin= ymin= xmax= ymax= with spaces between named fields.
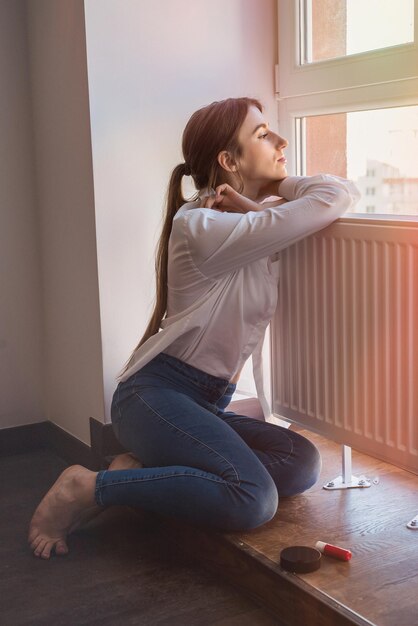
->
xmin=0 ymin=449 xmax=280 ymax=625
xmin=4 ymin=431 xmax=418 ymax=625
xmin=167 ymin=429 xmax=418 ymax=626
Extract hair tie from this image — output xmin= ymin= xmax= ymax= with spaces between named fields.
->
xmin=184 ymin=162 xmax=191 ymax=176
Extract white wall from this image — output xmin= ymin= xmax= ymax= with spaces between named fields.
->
xmin=84 ymin=0 xmax=278 ymax=419
xmin=26 ymin=0 xmax=105 ymax=443
xmin=1 ymin=0 xmax=277 ymax=442
xmin=0 ymin=0 xmax=44 ymax=428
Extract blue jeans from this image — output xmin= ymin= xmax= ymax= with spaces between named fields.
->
xmin=95 ymin=353 xmax=321 ymax=532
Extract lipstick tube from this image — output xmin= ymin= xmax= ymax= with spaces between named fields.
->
xmin=315 ymin=541 xmax=352 ymax=561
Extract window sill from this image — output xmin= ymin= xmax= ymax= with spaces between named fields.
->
xmin=340 ymin=212 xmax=418 ymax=227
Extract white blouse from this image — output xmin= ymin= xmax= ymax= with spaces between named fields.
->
xmin=118 ymin=175 xmax=360 ymax=413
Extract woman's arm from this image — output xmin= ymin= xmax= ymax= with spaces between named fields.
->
xmin=185 ymin=175 xmax=360 ymax=279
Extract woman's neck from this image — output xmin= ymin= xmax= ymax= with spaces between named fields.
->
xmin=241 ymin=179 xmax=281 ymax=202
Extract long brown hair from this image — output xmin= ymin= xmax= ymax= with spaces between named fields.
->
xmin=119 ymin=97 xmax=262 ymax=377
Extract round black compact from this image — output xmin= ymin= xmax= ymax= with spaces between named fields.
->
xmin=280 ymin=546 xmax=322 ymax=573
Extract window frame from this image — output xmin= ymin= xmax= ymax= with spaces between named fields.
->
xmin=279 ymin=0 xmax=418 ymax=99
xmin=277 ymin=0 xmax=418 ymax=221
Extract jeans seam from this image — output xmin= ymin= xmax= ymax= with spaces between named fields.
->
xmin=134 ymin=391 xmax=241 ymax=484
xmin=94 ymin=471 xmax=232 ymax=506
xmin=263 ymin=431 xmax=294 ymax=468
xmin=98 ymin=472 xmax=227 ymax=487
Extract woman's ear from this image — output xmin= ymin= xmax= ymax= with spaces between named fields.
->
xmin=217 ymin=150 xmax=238 ymax=173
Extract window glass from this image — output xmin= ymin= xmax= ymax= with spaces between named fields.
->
xmin=304 ymin=0 xmax=414 ymax=63
xmin=303 ymin=106 xmax=418 ymax=215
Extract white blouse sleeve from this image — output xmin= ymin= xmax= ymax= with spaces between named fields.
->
xmin=184 ymin=175 xmax=360 ymax=279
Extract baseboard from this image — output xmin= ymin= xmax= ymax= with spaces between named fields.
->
xmin=47 ymin=421 xmax=96 ymax=469
xmin=0 ymin=419 xmax=118 ymax=470
xmin=0 ymin=421 xmax=50 ymax=456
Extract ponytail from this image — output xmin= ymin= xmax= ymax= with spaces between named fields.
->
xmin=119 ymin=97 xmax=263 ymax=379
xmin=118 ymin=163 xmax=189 ymax=378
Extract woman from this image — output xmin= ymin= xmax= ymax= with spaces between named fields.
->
xmin=29 ymin=97 xmax=360 ymax=559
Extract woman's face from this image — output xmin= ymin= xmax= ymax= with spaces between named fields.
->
xmin=235 ymin=105 xmax=288 ymax=195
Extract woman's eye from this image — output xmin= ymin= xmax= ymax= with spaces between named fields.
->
xmin=259 ymin=132 xmax=269 ymax=139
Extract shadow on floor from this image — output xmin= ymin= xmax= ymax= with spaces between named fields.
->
xmin=1 ymin=449 xmax=281 ymax=626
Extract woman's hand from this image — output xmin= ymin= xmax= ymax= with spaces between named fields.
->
xmin=202 ymin=183 xmax=287 ymax=213
xmin=202 ymin=184 xmax=260 ymax=213
xmin=203 ymin=183 xmax=260 ymax=213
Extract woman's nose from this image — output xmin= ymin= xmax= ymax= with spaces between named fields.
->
xmin=277 ymin=134 xmax=289 ymax=149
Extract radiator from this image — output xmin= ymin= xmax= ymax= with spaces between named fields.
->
xmin=270 ymin=217 xmax=418 ymax=475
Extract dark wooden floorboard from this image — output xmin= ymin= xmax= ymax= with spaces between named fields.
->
xmin=0 ymin=450 xmax=281 ymax=626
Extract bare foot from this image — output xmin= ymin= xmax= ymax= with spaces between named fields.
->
xmin=61 ymin=455 xmax=143 ymax=535
xmin=69 ymin=454 xmax=144 ymax=531
xmin=108 ymin=452 xmax=143 ymax=471
xmin=28 ymin=465 xmax=98 ymax=559
xmin=69 ymin=454 xmax=143 ymax=528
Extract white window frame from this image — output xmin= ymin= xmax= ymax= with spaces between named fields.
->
xmin=277 ymin=0 xmax=418 ymax=195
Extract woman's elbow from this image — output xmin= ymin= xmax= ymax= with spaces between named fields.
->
xmin=332 ymin=187 xmax=356 ymax=214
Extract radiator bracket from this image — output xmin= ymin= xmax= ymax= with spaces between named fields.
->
xmin=323 ymin=445 xmax=372 ymax=490
xmin=323 ymin=475 xmax=372 ymax=490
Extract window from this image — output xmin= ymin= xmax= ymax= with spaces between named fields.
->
xmin=304 ymin=0 xmax=414 ymax=63
xmin=277 ymin=0 xmax=418 ymax=216
xmin=301 ymin=105 xmax=418 ymax=214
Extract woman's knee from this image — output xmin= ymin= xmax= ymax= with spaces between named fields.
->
xmin=226 ymin=473 xmax=279 ymax=531
xmin=247 ymin=483 xmax=279 ymax=529
xmin=282 ymin=433 xmax=322 ymax=496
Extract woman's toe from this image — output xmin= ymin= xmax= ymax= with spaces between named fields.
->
xmin=34 ymin=539 xmax=47 ymax=557
xmin=30 ymin=536 xmax=43 ymax=551
xmin=55 ymin=539 xmax=68 ymax=555
xmin=40 ymin=541 xmax=54 ymax=559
